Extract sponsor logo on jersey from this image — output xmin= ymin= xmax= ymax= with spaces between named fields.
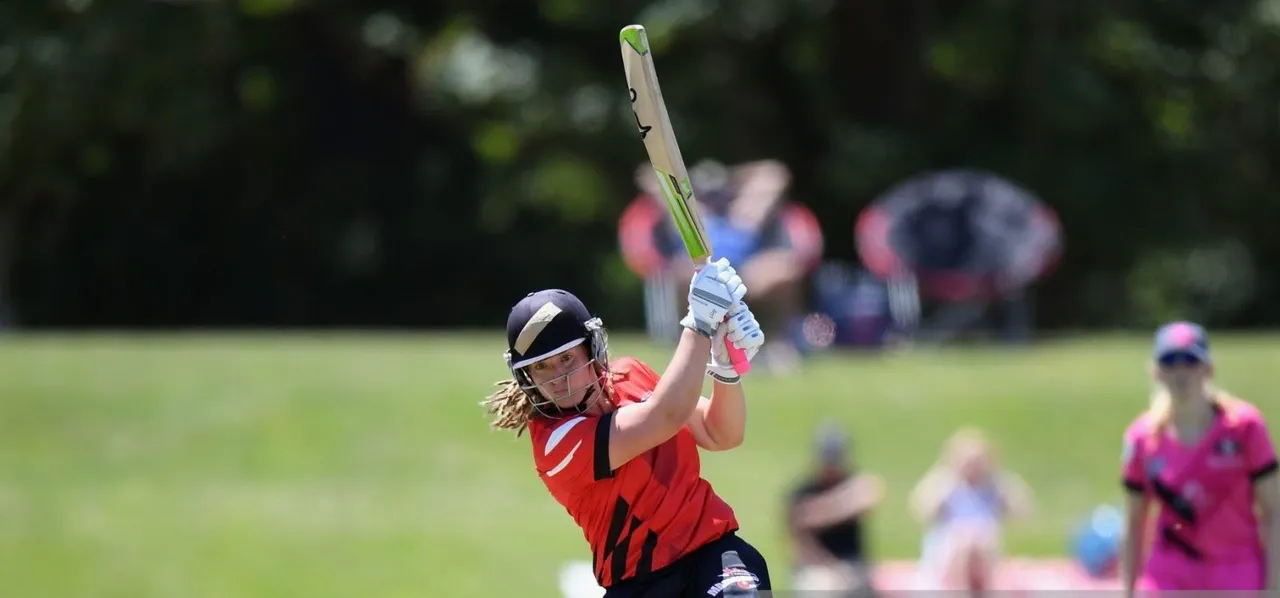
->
xmin=1210 ymin=436 xmax=1243 ymax=469
xmin=706 ymin=567 xmax=759 ymax=596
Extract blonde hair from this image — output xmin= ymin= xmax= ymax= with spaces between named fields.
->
xmin=944 ymin=427 xmax=994 ymax=462
xmin=481 ymin=380 xmax=535 ymax=437
xmin=1147 ymin=380 xmax=1242 ymax=432
xmin=920 ymin=427 xmax=998 ymax=481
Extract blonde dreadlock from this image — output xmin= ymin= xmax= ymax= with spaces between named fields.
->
xmin=481 ymin=380 xmax=535 ymax=437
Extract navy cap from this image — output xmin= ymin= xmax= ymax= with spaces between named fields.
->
xmin=505 ymin=289 xmax=594 ymax=369
xmin=1153 ymin=321 xmax=1211 ymax=363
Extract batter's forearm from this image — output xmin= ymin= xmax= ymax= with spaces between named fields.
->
xmin=652 ymin=328 xmax=714 ymax=427
xmin=703 ymin=380 xmax=747 ymax=449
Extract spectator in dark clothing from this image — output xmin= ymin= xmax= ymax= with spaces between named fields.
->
xmin=787 ymin=423 xmax=885 ymax=596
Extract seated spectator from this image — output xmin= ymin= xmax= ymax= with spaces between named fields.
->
xmin=909 ymin=428 xmax=1034 ymax=593
xmin=619 ymin=159 xmax=823 ymax=372
xmin=787 ymin=423 xmax=885 ymax=597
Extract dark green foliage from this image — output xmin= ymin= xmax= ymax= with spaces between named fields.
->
xmin=1 ymin=0 xmax=1277 ymax=329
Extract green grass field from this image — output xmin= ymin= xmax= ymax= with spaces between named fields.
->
xmin=2 ymin=332 xmax=1278 ymax=597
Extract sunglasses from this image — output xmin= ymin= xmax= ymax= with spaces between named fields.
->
xmin=1158 ymin=352 xmax=1204 ymax=367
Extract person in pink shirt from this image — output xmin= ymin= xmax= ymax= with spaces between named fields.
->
xmin=1120 ymin=321 xmax=1280 ymax=594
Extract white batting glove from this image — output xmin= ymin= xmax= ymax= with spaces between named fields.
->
xmin=707 ymin=302 xmax=765 ymax=384
xmin=679 ymin=257 xmax=747 ymax=338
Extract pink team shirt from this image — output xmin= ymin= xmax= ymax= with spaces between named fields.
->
xmin=1122 ymin=400 xmax=1278 ymax=587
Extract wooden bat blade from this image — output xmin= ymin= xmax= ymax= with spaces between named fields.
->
xmin=619 ymin=24 xmax=713 ymax=265
xmin=620 ymin=24 xmax=751 ymax=376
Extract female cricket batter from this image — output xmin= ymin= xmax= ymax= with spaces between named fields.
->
xmin=1121 ymin=321 xmax=1280 ymax=593
xmin=482 ymin=258 xmax=772 ymax=597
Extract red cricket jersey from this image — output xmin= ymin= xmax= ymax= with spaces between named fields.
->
xmin=527 ymin=356 xmax=740 ymax=587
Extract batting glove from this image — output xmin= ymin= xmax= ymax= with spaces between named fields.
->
xmin=707 ymin=302 xmax=765 ymax=384
xmin=680 ymin=257 xmax=746 ymax=338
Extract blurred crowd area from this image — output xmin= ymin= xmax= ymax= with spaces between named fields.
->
xmin=0 ymin=1 xmax=1278 ymax=335
xmin=617 ymin=160 xmax=1059 ymax=373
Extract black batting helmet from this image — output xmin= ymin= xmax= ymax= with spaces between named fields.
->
xmin=504 ymin=289 xmax=611 ymax=415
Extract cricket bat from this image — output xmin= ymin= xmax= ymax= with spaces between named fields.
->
xmin=619 ymin=24 xmax=750 ymax=375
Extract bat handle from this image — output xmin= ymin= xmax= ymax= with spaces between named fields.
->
xmin=725 ymin=338 xmax=751 ymax=375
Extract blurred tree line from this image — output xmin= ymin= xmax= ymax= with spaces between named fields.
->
xmin=1 ymin=0 xmax=1278 ymax=330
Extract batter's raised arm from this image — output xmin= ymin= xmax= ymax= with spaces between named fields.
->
xmin=606 ymin=258 xmax=759 ymax=469
xmin=686 ymin=301 xmax=765 ymax=450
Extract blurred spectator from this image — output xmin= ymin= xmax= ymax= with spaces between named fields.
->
xmin=618 ymin=159 xmax=823 ymax=372
xmin=786 ymin=423 xmax=885 ymax=597
xmin=909 ymin=428 xmax=1034 ymax=592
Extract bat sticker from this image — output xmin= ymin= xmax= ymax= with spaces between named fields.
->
xmin=627 ymin=88 xmax=651 ymax=139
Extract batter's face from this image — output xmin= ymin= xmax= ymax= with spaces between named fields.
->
xmin=527 ymin=344 xmax=601 ymax=410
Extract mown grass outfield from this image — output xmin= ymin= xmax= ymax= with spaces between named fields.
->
xmin=2 ymin=332 xmax=1278 ymax=597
